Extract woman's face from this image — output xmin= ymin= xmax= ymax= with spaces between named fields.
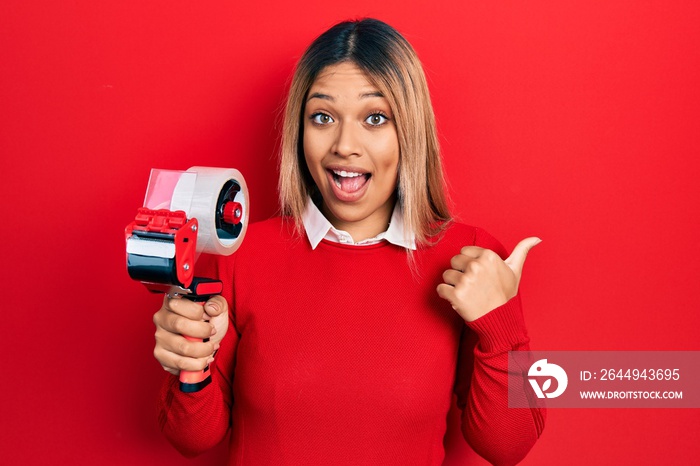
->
xmin=303 ymin=62 xmax=400 ymax=241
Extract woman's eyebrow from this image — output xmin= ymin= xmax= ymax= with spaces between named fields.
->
xmin=306 ymin=91 xmax=385 ymax=103
xmin=307 ymin=92 xmax=333 ymax=102
xmin=360 ymin=91 xmax=384 ymax=99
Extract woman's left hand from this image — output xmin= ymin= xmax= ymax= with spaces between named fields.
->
xmin=437 ymin=237 xmax=541 ymax=322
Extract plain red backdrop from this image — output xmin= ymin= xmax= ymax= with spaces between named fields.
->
xmin=1 ymin=1 xmax=698 ymax=465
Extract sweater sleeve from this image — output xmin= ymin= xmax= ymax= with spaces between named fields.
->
xmin=453 ymin=228 xmax=546 ymax=466
xmin=156 ymin=253 xmax=239 ymax=457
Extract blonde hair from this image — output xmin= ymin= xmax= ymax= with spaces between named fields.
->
xmin=279 ymin=18 xmax=452 ymax=246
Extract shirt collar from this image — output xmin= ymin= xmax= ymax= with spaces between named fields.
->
xmin=302 ymin=196 xmax=416 ymax=250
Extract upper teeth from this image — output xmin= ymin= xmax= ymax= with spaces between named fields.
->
xmin=333 ymin=170 xmax=363 ymax=178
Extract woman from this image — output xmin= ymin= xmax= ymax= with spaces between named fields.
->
xmin=153 ymin=18 xmax=545 ymax=466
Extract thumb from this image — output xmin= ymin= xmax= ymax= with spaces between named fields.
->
xmin=204 ymin=295 xmax=228 ymax=317
xmin=504 ymin=237 xmax=542 ymax=282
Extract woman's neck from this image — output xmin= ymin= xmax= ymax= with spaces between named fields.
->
xmin=321 ymin=197 xmax=395 ymax=242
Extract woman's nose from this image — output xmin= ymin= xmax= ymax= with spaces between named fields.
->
xmin=332 ymin=122 xmax=361 ymax=158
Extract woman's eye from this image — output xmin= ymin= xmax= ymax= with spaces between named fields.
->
xmin=311 ymin=113 xmax=334 ymax=125
xmin=366 ymin=113 xmax=388 ymax=126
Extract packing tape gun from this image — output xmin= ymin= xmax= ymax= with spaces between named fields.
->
xmin=125 ymin=166 xmax=249 ymax=392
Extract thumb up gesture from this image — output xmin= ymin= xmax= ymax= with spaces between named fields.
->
xmin=437 ymin=237 xmax=541 ymax=322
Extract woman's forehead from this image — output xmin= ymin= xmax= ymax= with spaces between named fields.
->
xmin=309 ymin=62 xmax=382 ymax=98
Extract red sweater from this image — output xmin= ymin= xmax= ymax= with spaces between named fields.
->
xmin=157 ymin=218 xmax=545 ymax=465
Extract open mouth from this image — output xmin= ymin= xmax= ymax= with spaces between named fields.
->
xmin=328 ymin=169 xmax=371 ymax=193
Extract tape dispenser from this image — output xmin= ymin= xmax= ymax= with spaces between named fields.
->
xmin=125 ymin=166 xmax=249 ymax=392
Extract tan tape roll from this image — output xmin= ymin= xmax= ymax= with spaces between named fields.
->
xmin=170 ymin=166 xmax=249 ymax=257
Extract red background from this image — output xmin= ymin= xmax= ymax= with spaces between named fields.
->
xmin=2 ymin=1 xmax=698 ymax=464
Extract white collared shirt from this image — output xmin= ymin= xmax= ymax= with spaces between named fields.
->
xmin=302 ymin=197 xmax=416 ymax=250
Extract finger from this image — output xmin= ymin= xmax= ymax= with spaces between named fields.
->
xmin=504 ymin=237 xmax=542 ymax=280
xmin=154 ymin=309 xmax=214 ymax=340
xmin=450 ymin=254 xmax=470 ymax=272
xmin=204 ymin=295 xmax=228 ymax=318
xmin=155 ymin=327 xmax=219 ymax=359
xmin=164 ymin=295 xmax=205 ymax=321
xmin=441 ymin=269 xmax=463 ymax=287
xmin=459 ymin=246 xmax=484 ymax=258
xmin=153 ymin=346 xmax=214 ymax=374
xmin=436 ymin=283 xmax=457 ymax=307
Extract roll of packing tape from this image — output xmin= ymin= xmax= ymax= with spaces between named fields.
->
xmin=170 ymin=166 xmax=249 ymax=257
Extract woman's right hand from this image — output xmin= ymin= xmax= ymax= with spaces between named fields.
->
xmin=152 ymin=295 xmax=229 ymax=376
